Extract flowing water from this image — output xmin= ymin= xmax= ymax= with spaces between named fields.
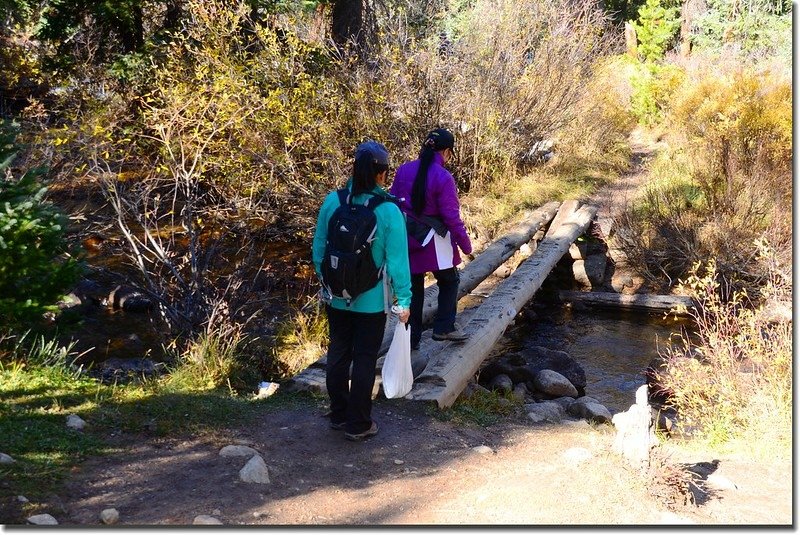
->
xmin=515 ymin=303 xmax=691 ymax=412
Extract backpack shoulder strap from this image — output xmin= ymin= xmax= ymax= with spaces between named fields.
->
xmin=336 ymin=188 xmax=350 ymax=206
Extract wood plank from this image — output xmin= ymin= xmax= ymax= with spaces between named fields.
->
xmin=408 ymin=203 xmax=599 ymax=408
xmin=558 ymin=290 xmax=695 ymax=315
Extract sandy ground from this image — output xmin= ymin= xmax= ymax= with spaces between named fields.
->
xmin=52 ymin=400 xmax=792 ymax=526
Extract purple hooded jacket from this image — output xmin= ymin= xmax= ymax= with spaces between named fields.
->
xmin=390 ymin=152 xmax=472 ymax=274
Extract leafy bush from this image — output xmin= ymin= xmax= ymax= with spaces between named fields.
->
xmin=657 ymin=252 xmax=791 ymax=459
xmin=0 ymin=126 xmax=82 ymax=328
xmin=629 ymin=61 xmax=686 ymax=126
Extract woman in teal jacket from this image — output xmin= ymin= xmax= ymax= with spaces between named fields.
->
xmin=312 ymin=140 xmax=411 ymax=441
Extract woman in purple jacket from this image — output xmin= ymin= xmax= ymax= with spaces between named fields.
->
xmin=390 ymin=128 xmax=472 ymax=350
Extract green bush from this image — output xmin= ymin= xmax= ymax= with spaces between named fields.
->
xmin=632 ymin=0 xmax=681 ymax=62
xmin=0 ymin=126 xmax=83 ymax=328
xmin=629 ymin=61 xmax=686 ymax=126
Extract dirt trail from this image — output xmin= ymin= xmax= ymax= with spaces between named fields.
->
xmin=34 ymin=131 xmax=794 ymax=526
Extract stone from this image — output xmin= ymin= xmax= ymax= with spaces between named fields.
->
xmin=525 ymin=401 xmax=566 ymax=423
xmin=27 ymin=514 xmax=58 ymax=525
xmin=487 ymin=374 xmax=514 ymax=393
xmin=256 ymin=382 xmax=280 ymax=399
xmin=393 ymin=459 xmax=404 ymax=465
xmin=100 ymin=508 xmax=119 ymax=525
xmin=511 ymin=383 xmax=528 ymax=403
xmin=520 ymin=346 xmax=587 ymax=393
xmin=533 ymin=369 xmax=579 ymax=398
xmin=550 ymin=396 xmax=576 ymax=409
xmin=239 ymin=455 xmax=270 ymax=484
xmin=193 ymin=515 xmax=223 ymax=525
xmin=0 ymin=453 xmax=15 ymax=464
xmin=575 ymin=402 xmax=613 ymax=424
xmin=707 ymin=473 xmax=738 ymax=491
xmin=17 ymin=495 xmax=28 ymax=503
xmin=472 ymin=445 xmax=493 ymax=455
xmin=66 ymin=414 xmax=87 ymax=430
xmin=458 ymin=382 xmax=490 ymax=401
xmin=583 ymin=254 xmax=608 ymax=286
xmin=572 ymin=259 xmax=592 ymax=288
xmin=219 ymin=445 xmax=259 ymax=458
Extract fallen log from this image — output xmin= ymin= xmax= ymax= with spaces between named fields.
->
xmin=407 ymin=203 xmax=599 ymax=408
xmin=558 ymin=291 xmax=695 ymax=315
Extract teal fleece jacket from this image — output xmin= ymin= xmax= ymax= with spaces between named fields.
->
xmin=312 ymin=185 xmax=412 ymax=313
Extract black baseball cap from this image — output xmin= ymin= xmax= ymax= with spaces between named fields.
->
xmin=425 ymin=128 xmax=455 ymax=151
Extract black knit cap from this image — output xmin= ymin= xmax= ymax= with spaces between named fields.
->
xmin=424 ymin=128 xmax=455 ymax=151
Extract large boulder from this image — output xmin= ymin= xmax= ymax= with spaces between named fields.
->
xmin=532 ymin=370 xmax=579 ymax=398
xmin=520 ymin=346 xmax=586 ymax=395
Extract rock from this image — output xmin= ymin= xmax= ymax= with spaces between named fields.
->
xmin=521 ymin=346 xmax=587 ymax=393
xmin=109 ymin=285 xmax=153 ymax=313
xmin=393 ymin=459 xmax=404 ymax=465
xmin=511 ymin=383 xmax=529 ymax=403
xmin=220 ymin=445 xmax=259 ymax=458
xmin=73 ymin=278 xmax=106 ymax=305
xmin=0 ymin=453 xmax=15 ymax=464
xmin=27 ymin=514 xmax=58 ymax=525
xmin=457 ymin=382 xmax=490 ymax=401
xmin=256 ymin=382 xmax=279 ymax=399
xmin=550 ymin=396 xmax=576 ymax=409
xmin=100 ymin=508 xmax=119 ymax=525
xmin=239 ymin=455 xmax=270 ymax=484
xmin=706 ymin=473 xmax=738 ymax=491
xmin=533 ymin=370 xmax=579 ymax=398
xmin=472 ymin=445 xmax=493 ymax=454
xmin=57 ymin=293 xmax=82 ymax=311
xmin=17 ymin=495 xmax=28 ymax=503
xmin=568 ymin=242 xmax=587 ymax=261
xmin=571 ymin=401 xmax=613 ymax=424
xmin=563 ymin=447 xmax=592 ymax=464
xmin=526 ymin=401 xmax=566 ymax=423
xmin=572 ymin=259 xmax=592 ymax=288
xmin=193 ymin=515 xmax=223 ymax=525
xmin=583 ymin=254 xmax=608 ymax=286
xmin=487 ymin=374 xmax=514 ymax=393
xmin=66 ymin=414 xmax=87 ymax=430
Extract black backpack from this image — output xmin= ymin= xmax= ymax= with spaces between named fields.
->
xmin=320 ymin=189 xmax=387 ymax=305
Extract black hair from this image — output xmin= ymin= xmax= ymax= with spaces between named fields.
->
xmin=410 ymin=142 xmax=436 ymax=214
xmin=351 ymin=152 xmax=389 ymax=196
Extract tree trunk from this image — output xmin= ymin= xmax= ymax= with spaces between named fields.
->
xmin=331 ymin=0 xmax=367 ymax=50
xmin=407 ymin=203 xmax=599 ymax=408
xmin=559 ymin=290 xmax=695 ymax=315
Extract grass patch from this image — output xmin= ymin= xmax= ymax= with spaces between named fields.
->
xmin=0 ymin=338 xmax=323 ymax=516
xmin=430 ymin=390 xmax=520 ymax=427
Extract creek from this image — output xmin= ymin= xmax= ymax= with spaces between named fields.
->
xmin=512 ymin=301 xmax=691 ymax=412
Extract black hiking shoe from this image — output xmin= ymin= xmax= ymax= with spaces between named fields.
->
xmin=431 ymin=323 xmax=468 ymax=342
xmin=344 ymin=422 xmax=378 ymax=442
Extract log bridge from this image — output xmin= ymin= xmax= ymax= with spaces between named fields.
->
xmin=285 ymin=199 xmax=686 ymax=408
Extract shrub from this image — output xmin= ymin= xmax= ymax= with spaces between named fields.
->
xmin=657 ymin=252 xmax=791 ymax=459
xmin=0 ymin=125 xmax=82 ymax=328
xmin=629 ymin=61 xmax=686 ymax=126
xmin=615 ymin=63 xmax=791 ymax=292
xmin=632 ymin=0 xmax=681 ymax=62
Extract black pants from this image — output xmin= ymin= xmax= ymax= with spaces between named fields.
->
xmin=410 ymin=267 xmax=460 ymax=350
xmin=325 ymin=306 xmax=386 ymax=434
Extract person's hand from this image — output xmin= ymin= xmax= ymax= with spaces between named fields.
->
xmin=397 ymin=308 xmax=410 ymax=324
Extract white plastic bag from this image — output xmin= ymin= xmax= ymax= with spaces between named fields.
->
xmin=381 ymin=321 xmax=413 ymax=399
